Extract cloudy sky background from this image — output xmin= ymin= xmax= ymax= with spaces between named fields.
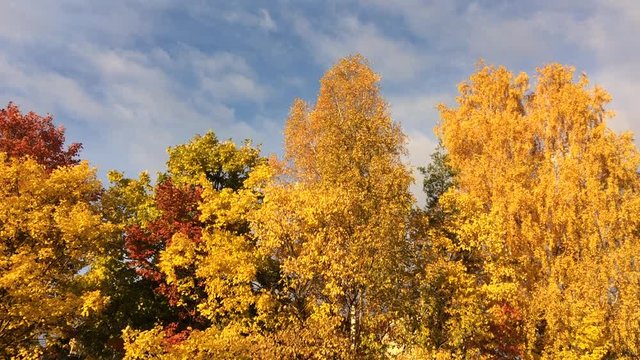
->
xmin=0 ymin=1 xmax=638 ymax=204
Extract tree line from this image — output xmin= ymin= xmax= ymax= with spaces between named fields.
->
xmin=1 ymin=55 xmax=639 ymax=359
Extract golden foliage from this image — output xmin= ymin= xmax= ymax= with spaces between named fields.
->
xmin=435 ymin=62 xmax=640 ymax=358
xmin=7 ymin=56 xmax=640 ymax=359
xmin=0 ymin=155 xmax=114 ymax=357
xmin=252 ymin=55 xmax=414 ymax=358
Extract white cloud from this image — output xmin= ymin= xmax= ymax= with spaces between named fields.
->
xmin=364 ymin=1 xmax=576 ymax=69
xmin=221 ymin=8 xmax=277 ymax=32
xmin=562 ymin=0 xmax=640 ymax=138
xmin=0 ymin=53 xmax=105 ymax=122
xmin=0 ymin=0 xmax=170 ymax=46
xmin=387 ymin=92 xmax=448 ymax=204
xmin=187 ymin=51 xmax=252 ymax=75
xmin=0 ymin=1 xmax=281 ymax=179
xmin=406 ymin=131 xmax=437 ymax=206
xmin=185 ymin=50 xmax=268 ymax=102
xmin=591 ymin=68 xmax=639 ymax=138
xmin=2 ymin=0 xmax=639 ymax=189
xmin=365 ymin=0 xmax=640 ymax=139
xmin=260 ymin=9 xmax=277 ymax=32
xmin=0 ymin=40 xmax=273 ymax=177
xmin=387 ymin=92 xmax=444 ymax=173
xmin=292 ymin=15 xmax=428 ymax=82
xmin=388 ymin=93 xmax=449 ymax=132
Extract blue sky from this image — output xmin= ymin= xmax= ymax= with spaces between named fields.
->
xmin=1 ymin=1 xmax=638 ymax=201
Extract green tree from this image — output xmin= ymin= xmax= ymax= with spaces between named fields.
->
xmin=419 ymin=144 xmax=456 ymax=212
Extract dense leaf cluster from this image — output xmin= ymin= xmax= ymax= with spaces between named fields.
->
xmin=1 ymin=56 xmax=640 ymax=359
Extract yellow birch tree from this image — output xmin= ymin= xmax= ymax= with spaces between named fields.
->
xmin=434 ymin=62 xmax=640 ymax=359
xmin=252 ymin=54 xmax=414 ymax=358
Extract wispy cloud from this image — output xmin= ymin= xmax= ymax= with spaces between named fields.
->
xmin=0 ymin=0 xmax=170 ymax=46
xmin=292 ymin=15 xmax=428 ymax=82
xmin=221 ymin=8 xmax=278 ymax=32
xmin=561 ymin=0 xmax=640 ymax=137
xmin=186 ymin=50 xmax=269 ymax=102
xmin=0 ymin=0 xmax=285 ymax=178
xmin=0 ymin=0 xmax=638 ymax=202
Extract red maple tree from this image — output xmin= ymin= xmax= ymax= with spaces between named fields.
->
xmin=0 ymin=102 xmax=82 ymax=169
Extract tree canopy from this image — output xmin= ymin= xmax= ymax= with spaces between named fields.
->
xmin=2 ymin=58 xmax=640 ymax=359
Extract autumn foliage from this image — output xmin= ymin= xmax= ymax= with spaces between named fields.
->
xmin=0 ymin=102 xmax=81 ymax=170
xmin=2 ymin=56 xmax=640 ymax=359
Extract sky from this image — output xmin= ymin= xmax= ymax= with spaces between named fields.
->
xmin=0 ymin=0 xmax=639 ymax=203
